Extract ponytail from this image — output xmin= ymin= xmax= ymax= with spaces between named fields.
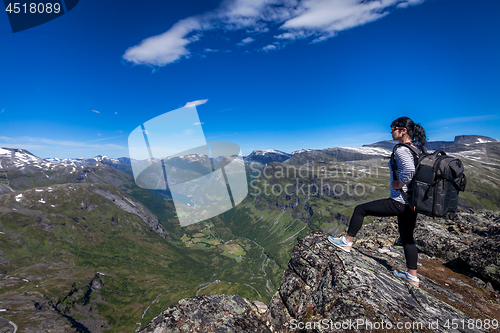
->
xmin=391 ymin=116 xmax=428 ymax=152
xmin=413 ymin=123 xmax=427 ymax=153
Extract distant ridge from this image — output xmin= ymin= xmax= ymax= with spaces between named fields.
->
xmin=363 ymin=135 xmax=499 ymax=151
xmin=3 ymin=134 xmax=498 ymax=171
xmin=244 ymin=149 xmax=292 ymax=164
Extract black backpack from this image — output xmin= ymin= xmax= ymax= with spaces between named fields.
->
xmin=390 ymin=143 xmax=467 ymax=218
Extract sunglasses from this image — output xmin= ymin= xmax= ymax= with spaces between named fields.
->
xmin=391 ymin=127 xmax=405 ymax=133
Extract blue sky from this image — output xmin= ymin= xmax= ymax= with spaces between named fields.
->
xmin=0 ymin=0 xmax=499 ymax=158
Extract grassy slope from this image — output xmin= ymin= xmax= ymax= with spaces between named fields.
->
xmin=0 ymin=183 xmax=275 ymax=332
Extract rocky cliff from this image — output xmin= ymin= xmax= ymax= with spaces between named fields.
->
xmin=140 ymin=210 xmax=500 ymax=332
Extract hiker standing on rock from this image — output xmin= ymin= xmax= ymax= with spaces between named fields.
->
xmin=329 ymin=116 xmax=427 ymax=287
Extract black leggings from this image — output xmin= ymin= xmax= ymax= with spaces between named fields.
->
xmin=346 ymin=198 xmax=418 ymax=270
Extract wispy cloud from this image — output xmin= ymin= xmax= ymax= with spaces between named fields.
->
xmin=206 ymin=132 xmax=238 ymax=140
xmin=185 ymin=99 xmax=208 ymax=107
xmin=217 ymin=107 xmax=235 ymax=113
xmin=123 ymin=0 xmax=425 ymax=67
xmin=262 ymin=44 xmax=277 ymax=51
xmin=0 ymin=136 xmax=15 ymax=142
xmin=92 ymin=110 xmax=100 ymax=114
xmin=193 ymin=122 xmax=204 ymax=125
xmin=1 ymin=109 xmax=4 ymax=114
xmin=428 ymin=115 xmax=499 ymax=127
xmin=237 ymin=37 xmax=255 ymax=46
xmin=0 ymin=136 xmax=126 ymax=150
xmin=87 ymin=134 xmax=126 ymax=142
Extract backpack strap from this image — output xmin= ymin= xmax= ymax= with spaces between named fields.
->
xmin=390 ymin=143 xmax=420 ymax=201
xmin=390 ymin=143 xmax=420 ymax=179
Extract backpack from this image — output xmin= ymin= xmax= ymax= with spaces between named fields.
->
xmin=390 ymin=143 xmax=467 ymax=218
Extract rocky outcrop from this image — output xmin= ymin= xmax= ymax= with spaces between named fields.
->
xmin=94 ymin=186 xmax=169 ymax=240
xmin=56 ymin=274 xmax=110 ymax=333
xmin=459 ymin=223 xmax=500 ymax=289
xmin=356 ymin=209 xmax=500 ymax=290
xmin=267 ymin=231 xmax=493 ymax=333
xmin=139 ymin=294 xmax=271 ymax=333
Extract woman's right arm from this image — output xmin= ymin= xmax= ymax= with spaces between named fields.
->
xmin=394 ymin=146 xmax=416 ymax=185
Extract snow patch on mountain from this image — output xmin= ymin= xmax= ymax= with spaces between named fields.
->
xmin=338 ymin=146 xmax=392 ymax=156
xmin=244 ymin=149 xmax=292 ymax=164
xmin=253 ymin=149 xmax=290 ymax=156
xmin=292 ymin=149 xmax=312 ymax=154
xmin=477 ymin=138 xmax=495 ymax=144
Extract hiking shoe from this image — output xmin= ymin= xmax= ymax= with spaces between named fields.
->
xmin=394 ymin=270 xmax=420 ymax=287
xmin=328 ymin=236 xmax=352 ymax=253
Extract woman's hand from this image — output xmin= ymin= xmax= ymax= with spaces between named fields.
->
xmin=392 ymin=180 xmax=404 ymax=190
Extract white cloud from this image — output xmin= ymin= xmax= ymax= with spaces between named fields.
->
xmin=123 ymin=0 xmax=426 ymax=67
xmin=204 ymin=48 xmax=220 ymax=52
xmin=193 ymin=122 xmax=205 ymax=125
xmin=274 ymin=30 xmax=310 ymax=40
xmin=185 ymin=99 xmax=208 ymax=107
xmin=237 ymin=36 xmax=255 ymax=46
xmin=1 ymin=109 xmax=4 ymax=114
xmin=92 ymin=110 xmax=100 ymax=114
xmin=123 ymin=17 xmax=203 ymax=66
xmin=280 ymin=0 xmax=391 ymax=35
xmin=262 ymin=44 xmax=277 ymax=51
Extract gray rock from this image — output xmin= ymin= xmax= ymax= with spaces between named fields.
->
xmin=459 ymin=226 xmax=500 ymax=289
xmin=94 ymin=187 xmax=169 ymax=240
xmin=356 ymin=209 xmax=500 ymax=290
xmin=268 ymin=231 xmax=487 ymax=333
xmin=139 ymin=294 xmax=272 ymax=333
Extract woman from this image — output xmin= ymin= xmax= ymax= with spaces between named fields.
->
xmin=328 ymin=116 xmax=427 ymax=287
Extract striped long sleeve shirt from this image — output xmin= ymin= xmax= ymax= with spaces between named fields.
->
xmin=389 ymin=145 xmax=419 ymax=204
